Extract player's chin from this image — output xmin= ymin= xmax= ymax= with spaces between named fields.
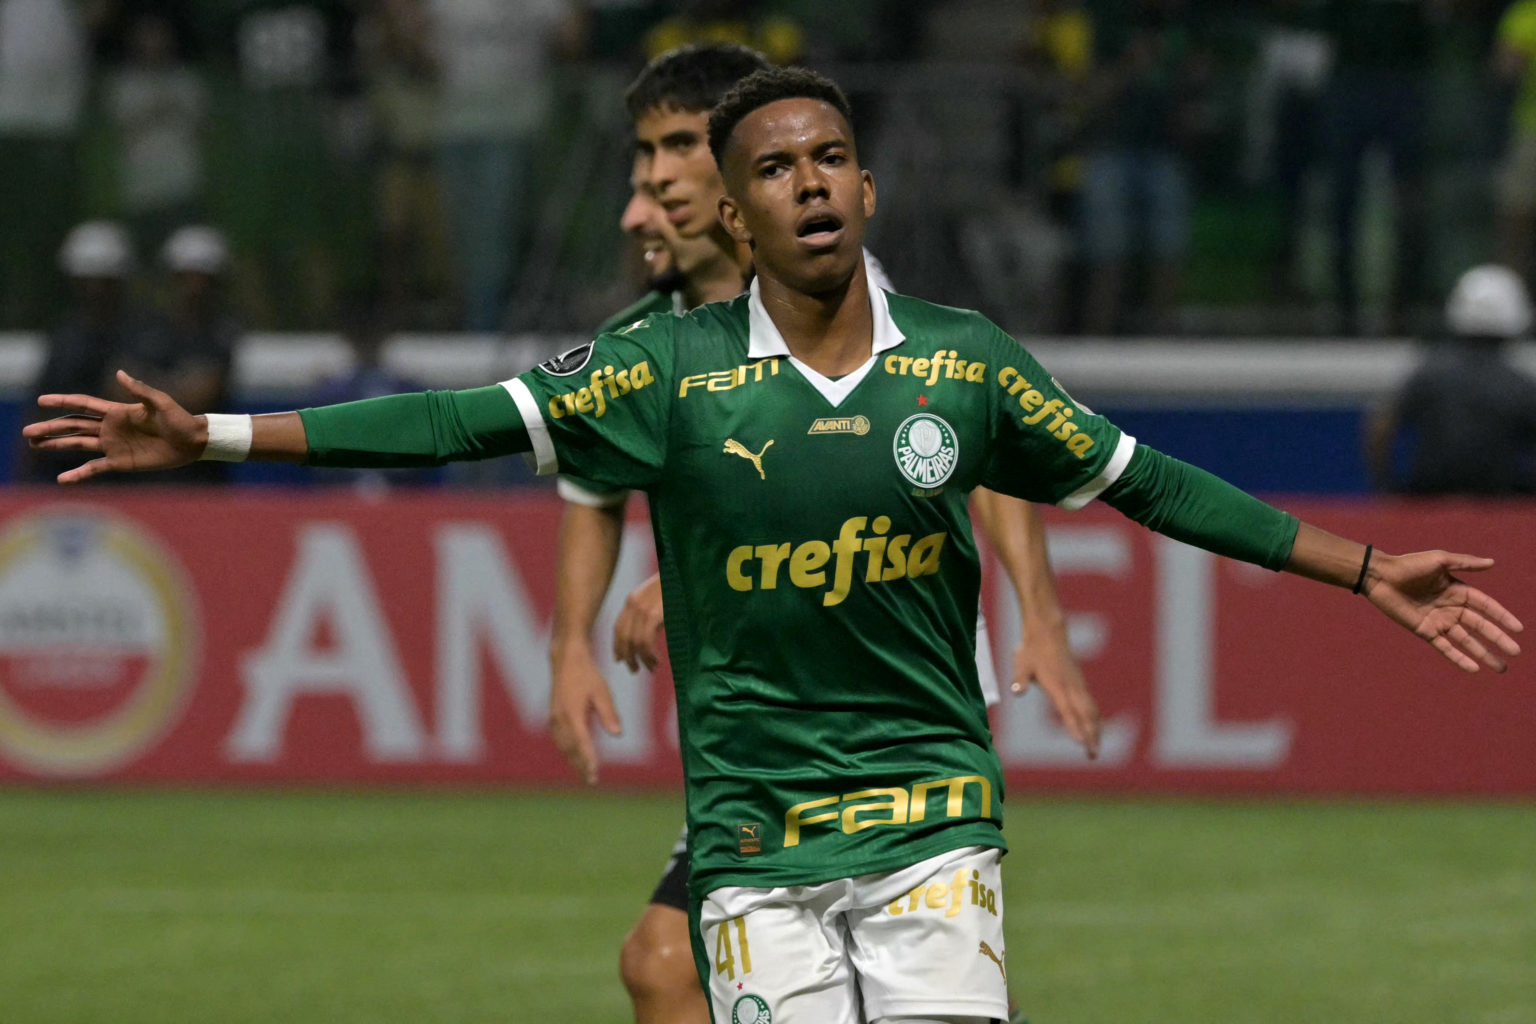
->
xmin=784 ymin=246 xmax=860 ymax=294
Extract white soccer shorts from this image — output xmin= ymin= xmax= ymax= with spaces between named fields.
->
xmin=698 ymin=845 xmax=1009 ymax=1024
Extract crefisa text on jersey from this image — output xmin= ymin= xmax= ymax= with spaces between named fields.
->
xmin=545 ymin=361 xmax=655 ymax=420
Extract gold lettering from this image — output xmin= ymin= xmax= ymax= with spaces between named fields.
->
xmin=911 ymin=358 xmax=930 ymax=381
xmin=726 ymin=546 xmax=754 ymax=592
xmin=1066 ymin=433 xmax=1095 ymax=458
xmin=615 ymin=368 xmax=632 ymax=395
xmin=884 ymin=354 xmax=900 ymax=374
xmin=756 ymin=542 xmax=791 ymax=589
xmin=909 ymin=775 xmax=992 ymax=822
xmin=784 ymin=796 xmax=840 ymax=847
xmin=707 ymin=369 xmax=737 ymax=392
xmin=547 ymin=397 xmax=567 ymax=419
xmin=574 ymin=388 xmax=594 ymax=414
xmin=965 ymin=362 xmax=986 ymax=383
xmin=1022 ymin=398 xmax=1063 ymax=425
xmin=906 ymin=532 xmax=946 ymax=577
xmin=788 ymin=540 xmax=831 ymax=589
xmin=839 ymin=787 xmax=910 ymax=834
xmin=631 ymin=361 xmax=654 ymax=387
xmin=825 ymin=517 xmax=867 ymax=607
xmin=1019 ymin=389 xmax=1044 ymax=413
xmin=678 ymin=373 xmax=708 ymax=397
xmin=881 ymin=535 xmax=909 ymax=581
xmin=925 ymin=883 xmax=949 ymax=909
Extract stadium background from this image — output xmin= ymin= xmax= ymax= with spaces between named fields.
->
xmin=1 ymin=2 xmax=1533 ymax=1022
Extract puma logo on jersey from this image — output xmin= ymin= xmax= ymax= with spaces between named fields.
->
xmin=724 ymin=439 xmax=773 ymax=479
xmin=978 ymin=941 xmax=1006 ymax=980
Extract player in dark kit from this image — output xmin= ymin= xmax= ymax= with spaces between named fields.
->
xmin=27 ymin=68 xmax=1522 ymax=1024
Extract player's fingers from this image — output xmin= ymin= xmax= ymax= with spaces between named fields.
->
xmin=35 ymin=393 xmax=118 ymax=417
xmin=592 ymin=680 xmax=623 ymax=738
xmin=23 ymin=415 xmax=102 ymax=440
xmin=1429 ymin=633 xmax=1481 ymax=674
xmin=1439 ymin=552 xmax=1495 ymax=574
xmin=637 ymin=630 xmax=661 ymax=671
xmin=116 ymin=370 xmax=174 ymax=411
xmin=1459 ymin=606 xmax=1522 ymax=660
xmin=1078 ymin=694 xmax=1102 ymax=760
xmin=28 ymin=434 xmax=103 ymax=454
xmin=55 ymin=457 xmax=117 ymax=485
xmin=550 ymin=712 xmax=599 ymax=785
xmin=1446 ymin=622 xmax=1502 ymax=674
xmin=1462 ymin=588 xmax=1524 ymax=638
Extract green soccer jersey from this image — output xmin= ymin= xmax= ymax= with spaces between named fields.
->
xmin=594 ymin=288 xmax=683 ymax=337
xmin=507 ymin=281 xmax=1135 ymax=895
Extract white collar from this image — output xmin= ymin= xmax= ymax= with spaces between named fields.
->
xmin=746 ymin=264 xmax=906 ymax=360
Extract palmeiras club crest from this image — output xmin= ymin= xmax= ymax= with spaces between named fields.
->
xmin=892 ymin=412 xmax=959 ymax=488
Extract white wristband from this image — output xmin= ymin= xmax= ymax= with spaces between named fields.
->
xmin=200 ymin=414 xmax=253 ymax=462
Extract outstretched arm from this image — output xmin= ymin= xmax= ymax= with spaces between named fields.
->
xmin=548 ymin=498 xmax=628 ymax=785
xmin=24 ymin=370 xmax=532 ymax=482
xmin=1101 ymin=445 xmax=1523 ymax=674
xmin=24 ymin=371 xmax=308 ymax=482
xmin=971 ymin=486 xmax=1101 ymax=758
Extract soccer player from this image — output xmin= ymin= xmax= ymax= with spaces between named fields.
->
xmin=550 ymin=45 xmax=1095 ymax=1024
xmin=26 ymin=68 xmax=1522 ymax=1024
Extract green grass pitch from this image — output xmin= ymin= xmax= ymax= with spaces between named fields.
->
xmin=0 ymin=790 xmax=1531 ymax=1023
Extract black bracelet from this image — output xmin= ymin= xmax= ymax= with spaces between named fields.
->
xmin=1352 ymin=544 xmax=1373 ymax=595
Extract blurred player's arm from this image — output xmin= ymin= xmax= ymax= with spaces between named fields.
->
xmin=971 ymin=487 xmax=1100 ymax=759
xmin=612 ymin=573 xmax=664 ymax=672
xmin=548 ymin=493 xmax=628 ymax=786
xmin=1361 ymin=397 xmax=1402 ymax=493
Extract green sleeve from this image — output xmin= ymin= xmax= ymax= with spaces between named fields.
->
xmin=298 ymin=385 xmax=530 ymax=468
xmin=1101 ymin=446 xmax=1300 ymax=571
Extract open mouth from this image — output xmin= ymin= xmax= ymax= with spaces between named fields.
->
xmin=797 ymin=212 xmax=844 ymax=248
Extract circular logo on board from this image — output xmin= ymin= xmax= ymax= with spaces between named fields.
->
xmin=732 ymin=994 xmax=771 ymax=1024
xmin=0 ymin=509 xmax=198 ymax=777
xmin=893 ymin=412 xmax=959 ymax=487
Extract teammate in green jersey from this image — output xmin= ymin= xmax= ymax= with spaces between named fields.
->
xmin=549 ymin=44 xmax=1093 ymax=1024
xmin=27 ymin=68 xmax=1523 ymax=1024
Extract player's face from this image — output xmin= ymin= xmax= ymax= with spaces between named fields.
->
xmin=633 ymin=106 xmax=725 ymax=240
xmin=620 ymin=177 xmax=675 ymax=288
xmin=717 ymin=98 xmax=875 ymax=296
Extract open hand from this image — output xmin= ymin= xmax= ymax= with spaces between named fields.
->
xmin=548 ymin=646 xmax=623 ymax=785
xmin=1364 ymin=550 xmax=1523 ymax=673
xmin=23 ymin=371 xmax=202 ymax=483
xmin=1012 ymin=621 xmax=1101 ymax=759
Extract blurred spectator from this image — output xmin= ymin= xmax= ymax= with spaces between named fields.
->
xmin=1317 ymin=0 xmax=1436 ymax=335
xmin=1493 ymin=0 xmax=1536 ymax=290
xmin=1078 ymin=0 xmax=1214 ymax=334
xmin=1242 ymin=0 xmax=1331 ymax=307
xmin=147 ymin=224 xmax=239 ymax=416
xmin=643 ymin=0 xmax=803 ymax=64
xmin=25 ymin=221 xmax=155 ymax=481
xmin=1365 ymin=263 xmax=1536 ymax=495
xmin=221 ymin=0 xmax=364 ymax=329
xmin=430 ymin=0 xmax=584 ymax=332
xmin=0 ymin=0 xmax=88 ymax=328
xmin=105 ymin=10 xmax=208 ymax=256
xmin=360 ymin=0 xmax=451 ymax=328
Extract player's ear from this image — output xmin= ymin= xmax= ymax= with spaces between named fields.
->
xmin=719 ymin=193 xmax=752 ymax=246
xmin=861 ymin=170 xmax=876 ymax=219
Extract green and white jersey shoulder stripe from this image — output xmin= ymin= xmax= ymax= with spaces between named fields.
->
xmin=507 ymin=281 xmax=1134 ymax=894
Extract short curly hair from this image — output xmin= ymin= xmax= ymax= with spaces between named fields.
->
xmin=624 ymin=43 xmax=772 ymax=120
xmin=707 ymin=67 xmax=855 ymax=169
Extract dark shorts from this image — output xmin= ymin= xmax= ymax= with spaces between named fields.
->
xmin=649 ymin=824 xmax=689 ymax=911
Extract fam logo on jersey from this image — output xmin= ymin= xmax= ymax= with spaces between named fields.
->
xmin=0 ymin=509 xmax=198 ymax=777
xmin=537 ymin=341 xmax=596 ymax=377
xmin=893 ymin=413 xmax=958 ymax=488
xmin=732 ymin=994 xmax=771 ymax=1024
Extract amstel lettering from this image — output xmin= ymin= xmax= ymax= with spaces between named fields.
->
xmin=996 ymin=366 xmax=1096 ymax=458
xmin=784 ymin=774 xmax=992 ymax=847
xmin=546 ymin=361 xmax=654 ymax=419
xmin=883 ymin=349 xmax=987 ymax=386
xmin=725 ymin=515 xmax=945 ymax=607
xmin=679 ymin=358 xmax=780 ymax=397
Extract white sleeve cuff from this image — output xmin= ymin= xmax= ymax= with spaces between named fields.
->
xmin=1058 ymin=432 xmax=1136 ymax=511
xmin=557 ymin=478 xmax=629 ymax=508
xmin=501 ymin=377 xmax=557 ymax=475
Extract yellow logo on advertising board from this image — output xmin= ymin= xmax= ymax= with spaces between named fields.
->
xmin=0 ymin=509 xmax=197 ymax=777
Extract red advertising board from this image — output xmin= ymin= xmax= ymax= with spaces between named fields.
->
xmin=0 ymin=491 xmax=1529 ymax=793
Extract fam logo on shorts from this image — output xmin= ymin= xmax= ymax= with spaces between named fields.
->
xmin=0 ymin=509 xmax=198 ymax=777
xmin=893 ymin=413 xmax=959 ymax=488
xmin=732 ymin=993 xmax=771 ymax=1024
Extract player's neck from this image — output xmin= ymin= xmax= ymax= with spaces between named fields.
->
xmin=680 ymin=250 xmax=749 ymax=309
xmin=758 ymin=263 xmax=873 ymax=378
